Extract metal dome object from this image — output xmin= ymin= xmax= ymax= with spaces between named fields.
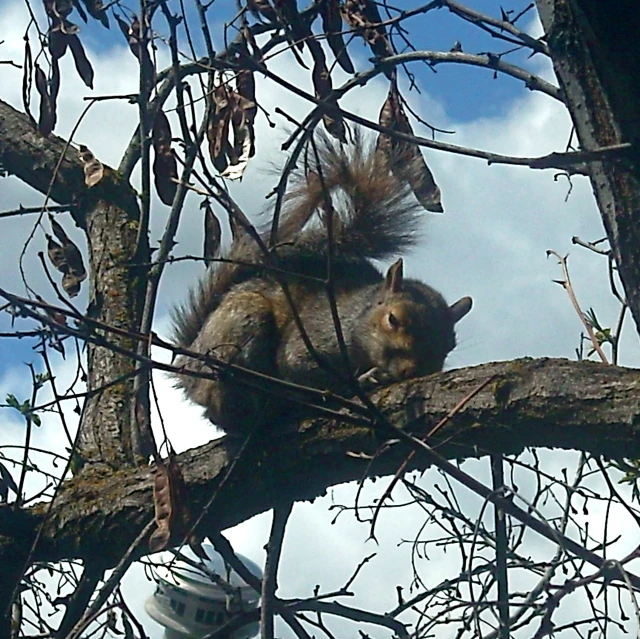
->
xmin=145 ymin=542 xmax=262 ymax=639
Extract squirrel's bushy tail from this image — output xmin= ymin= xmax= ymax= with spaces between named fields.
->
xmin=278 ymin=131 xmax=425 ymax=261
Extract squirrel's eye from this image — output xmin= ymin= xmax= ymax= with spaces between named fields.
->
xmin=387 ymin=312 xmax=400 ymax=328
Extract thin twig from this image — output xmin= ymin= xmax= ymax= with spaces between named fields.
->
xmin=65 ymin=520 xmax=155 ymax=639
xmin=369 ymin=375 xmax=496 ymax=538
xmin=208 ymin=531 xmax=312 ymax=639
xmin=0 ymin=204 xmax=70 ymax=219
xmin=571 ymin=236 xmax=610 ymax=255
xmin=547 ymin=250 xmax=609 ymax=364
xmin=444 ymin=0 xmax=547 ymax=54
xmin=55 ymin=566 xmax=105 ymax=637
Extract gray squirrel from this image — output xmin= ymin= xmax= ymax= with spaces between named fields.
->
xmin=171 ymin=133 xmax=472 ymax=437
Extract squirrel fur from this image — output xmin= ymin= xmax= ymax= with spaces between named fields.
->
xmin=172 ymin=133 xmax=472 ymax=437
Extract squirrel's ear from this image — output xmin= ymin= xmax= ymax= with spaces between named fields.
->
xmin=385 ymin=259 xmax=404 ymax=293
xmin=450 ymin=296 xmax=472 ymax=323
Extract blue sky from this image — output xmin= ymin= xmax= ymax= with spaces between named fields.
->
xmin=2 ymin=1 xmax=639 ymax=637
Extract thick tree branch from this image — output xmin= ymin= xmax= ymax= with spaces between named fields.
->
xmin=378 ymin=51 xmax=561 ymax=101
xmin=1 ymin=357 xmax=638 ymax=571
xmin=0 ymin=99 xmax=136 ymax=215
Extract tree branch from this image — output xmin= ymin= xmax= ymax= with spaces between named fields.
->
xmin=0 ymin=98 xmax=136 ymax=215
xmin=1 ymin=357 xmax=638 ymax=571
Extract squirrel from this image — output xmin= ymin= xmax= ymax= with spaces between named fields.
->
xmin=171 ymin=132 xmax=472 ymax=437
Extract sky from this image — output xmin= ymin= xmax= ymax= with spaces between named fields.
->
xmin=1 ymin=0 xmax=639 ymax=637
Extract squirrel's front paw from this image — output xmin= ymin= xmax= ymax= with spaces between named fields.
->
xmin=358 ymin=367 xmax=381 ymax=389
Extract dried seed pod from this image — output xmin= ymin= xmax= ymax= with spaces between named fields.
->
xmin=149 ymin=454 xmax=189 ymax=552
xmin=152 ymin=110 xmax=178 ymax=205
xmin=67 ymin=34 xmax=94 ymax=89
xmin=45 ymin=217 xmax=87 ymax=297
xmin=79 ymin=0 xmax=109 ymax=27
xmin=35 ymin=65 xmax=56 ymax=136
xmin=319 ymin=0 xmax=355 ymax=74
xmin=207 ymin=84 xmax=233 ymax=173
xmin=202 ymin=199 xmax=221 ymax=265
xmin=308 ymin=39 xmax=345 ymax=141
xmin=342 ymin=0 xmax=394 ymax=78
xmin=377 ymin=85 xmax=442 ymax=212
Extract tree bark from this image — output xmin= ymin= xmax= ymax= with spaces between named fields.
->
xmin=0 ymin=357 xmax=638 ymax=569
xmin=536 ymin=0 xmax=640 ymax=333
xmin=0 ymin=98 xmax=148 ymax=467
